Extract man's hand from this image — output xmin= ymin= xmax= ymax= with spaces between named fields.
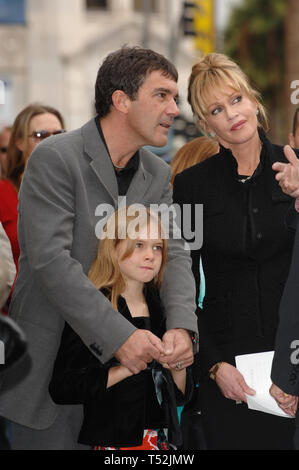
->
xmin=215 ymin=362 xmax=256 ymax=402
xmin=272 ymin=145 xmax=299 ymax=198
xmin=159 ymin=328 xmax=194 ymax=370
xmin=269 ymin=383 xmax=298 ymax=417
xmin=114 ymin=329 xmax=164 ymax=374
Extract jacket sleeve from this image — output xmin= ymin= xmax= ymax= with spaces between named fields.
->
xmin=171 ymin=366 xmax=194 ymax=407
xmin=271 ymin=215 xmax=299 ymax=395
xmin=49 ymin=324 xmax=111 ymax=405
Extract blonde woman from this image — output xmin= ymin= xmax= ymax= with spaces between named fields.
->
xmin=49 ymin=206 xmax=191 ymax=450
xmin=173 ymin=52 xmax=299 ymax=449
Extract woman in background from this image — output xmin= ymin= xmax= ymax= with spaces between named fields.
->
xmin=0 ymin=104 xmax=65 ymax=271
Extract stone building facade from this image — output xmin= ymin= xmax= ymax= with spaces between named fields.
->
xmin=0 ymin=0 xmax=197 ymax=131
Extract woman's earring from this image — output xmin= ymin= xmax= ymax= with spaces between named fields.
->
xmin=256 ymin=109 xmax=259 ymax=115
xmin=209 ymin=131 xmax=216 ymax=138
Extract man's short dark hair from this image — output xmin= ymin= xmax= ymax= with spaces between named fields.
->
xmin=292 ymin=108 xmax=299 ymax=136
xmin=95 ymin=46 xmax=178 ymax=118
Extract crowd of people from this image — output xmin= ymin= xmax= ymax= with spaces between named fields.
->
xmin=0 ymin=45 xmax=299 ymax=451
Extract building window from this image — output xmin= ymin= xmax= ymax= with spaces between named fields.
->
xmin=86 ymin=0 xmax=108 ymax=10
xmin=0 ymin=0 xmax=26 ymax=24
xmin=133 ymin=0 xmax=158 ymax=13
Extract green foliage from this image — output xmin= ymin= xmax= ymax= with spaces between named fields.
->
xmin=223 ymin=0 xmax=286 ymax=107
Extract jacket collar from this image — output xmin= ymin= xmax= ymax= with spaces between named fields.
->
xmin=81 ymin=118 xmax=153 ymax=207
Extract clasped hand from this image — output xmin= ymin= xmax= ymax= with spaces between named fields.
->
xmin=115 ymin=328 xmax=194 ymax=374
xmin=269 ymin=384 xmax=298 ymax=417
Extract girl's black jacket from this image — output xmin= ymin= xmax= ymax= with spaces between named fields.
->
xmin=49 ymin=287 xmax=192 ymax=448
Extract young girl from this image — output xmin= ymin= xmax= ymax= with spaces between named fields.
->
xmin=49 ymin=206 xmax=191 ymax=450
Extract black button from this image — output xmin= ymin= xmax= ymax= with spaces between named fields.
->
xmin=253 ymin=207 xmax=259 ymax=214
xmin=89 ymin=343 xmax=103 ymax=356
xmin=257 ymin=233 xmax=262 ymax=239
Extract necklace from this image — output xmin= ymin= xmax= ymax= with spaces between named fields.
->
xmin=238 ymin=175 xmax=252 ymax=183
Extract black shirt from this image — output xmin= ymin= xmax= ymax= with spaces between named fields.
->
xmin=94 ymin=116 xmax=139 ymax=195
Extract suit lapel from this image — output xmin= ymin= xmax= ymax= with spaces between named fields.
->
xmin=82 ymin=120 xmax=153 ymax=206
xmin=82 ymin=118 xmax=118 ymax=205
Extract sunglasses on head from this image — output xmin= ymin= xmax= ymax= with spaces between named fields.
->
xmin=28 ymin=129 xmax=66 ymax=141
xmin=0 ymin=147 xmax=7 ymax=153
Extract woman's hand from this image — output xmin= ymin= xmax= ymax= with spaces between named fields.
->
xmin=214 ymin=362 xmax=256 ymax=402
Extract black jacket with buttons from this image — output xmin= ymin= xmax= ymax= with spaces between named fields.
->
xmin=173 ymin=129 xmax=299 ymax=378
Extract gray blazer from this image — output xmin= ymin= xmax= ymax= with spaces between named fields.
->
xmin=0 ymin=118 xmax=197 ymax=429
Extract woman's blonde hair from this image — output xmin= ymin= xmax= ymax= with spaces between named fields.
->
xmin=4 ymin=103 xmax=65 ymax=189
xmin=170 ymin=136 xmax=219 ymax=185
xmin=188 ymin=53 xmax=268 ymax=133
xmin=88 ymin=206 xmax=168 ymax=309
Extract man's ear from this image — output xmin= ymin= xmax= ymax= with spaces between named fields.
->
xmin=289 ymin=132 xmax=295 ymax=147
xmin=111 ymin=90 xmax=130 ymax=114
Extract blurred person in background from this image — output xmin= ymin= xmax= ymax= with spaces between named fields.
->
xmin=170 ymin=136 xmax=219 ymax=186
xmin=0 ymin=222 xmax=15 ymax=312
xmin=289 ymin=108 xmax=299 ymax=149
xmin=0 ymin=126 xmax=12 ymax=177
xmin=173 ymin=52 xmax=299 ymax=450
xmin=0 ymin=221 xmax=22 ymax=450
xmin=0 ymin=104 xmax=65 ymax=272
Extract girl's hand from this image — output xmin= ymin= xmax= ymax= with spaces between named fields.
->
xmin=107 ymin=365 xmax=134 ymax=388
xmin=215 ymin=362 xmax=255 ymax=402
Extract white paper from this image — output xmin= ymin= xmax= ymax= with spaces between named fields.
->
xmin=235 ymin=351 xmax=294 ymax=418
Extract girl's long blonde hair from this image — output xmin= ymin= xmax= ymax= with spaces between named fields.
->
xmin=88 ymin=206 xmax=167 ymax=309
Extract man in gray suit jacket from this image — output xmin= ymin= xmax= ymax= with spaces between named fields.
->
xmin=0 ymin=46 xmax=198 ymax=449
